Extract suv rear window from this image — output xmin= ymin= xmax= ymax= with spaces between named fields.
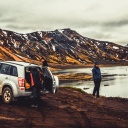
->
xmin=42 ymin=68 xmax=51 ymax=77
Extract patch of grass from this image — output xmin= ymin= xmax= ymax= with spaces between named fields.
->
xmin=57 ymin=73 xmax=92 ymax=81
xmin=62 ymin=86 xmax=88 ymax=94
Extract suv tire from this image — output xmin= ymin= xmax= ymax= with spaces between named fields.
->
xmin=2 ymin=87 xmax=13 ymax=104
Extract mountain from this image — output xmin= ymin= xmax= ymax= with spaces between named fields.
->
xmin=0 ymin=28 xmax=128 ymax=64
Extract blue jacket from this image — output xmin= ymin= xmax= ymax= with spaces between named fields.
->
xmin=92 ymin=66 xmax=101 ymax=81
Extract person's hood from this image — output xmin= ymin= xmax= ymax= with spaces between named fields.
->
xmin=94 ymin=62 xmax=99 ymax=68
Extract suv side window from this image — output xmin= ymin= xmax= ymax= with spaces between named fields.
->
xmin=6 ymin=65 xmax=11 ymax=75
xmin=0 ymin=64 xmax=10 ymax=74
xmin=11 ymin=66 xmax=18 ymax=77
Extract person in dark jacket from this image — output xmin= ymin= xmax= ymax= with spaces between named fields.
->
xmin=30 ymin=67 xmax=41 ymax=107
xmin=92 ymin=62 xmax=101 ymax=98
xmin=41 ymin=58 xmax=48 ymax=67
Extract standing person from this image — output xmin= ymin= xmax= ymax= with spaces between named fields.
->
xmin=30 ymin=67 xmax=42 ymax=107
xmin=41 ymin=58 xmax=48 ymax=90
xmin=41 ymin=58 xmax=48 ymax=67
xmin=92 ymin=62 xmax=101 ymax=98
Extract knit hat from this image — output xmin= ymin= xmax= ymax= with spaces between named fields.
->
xmin=95 ymin=62 xmax=99 ymax=65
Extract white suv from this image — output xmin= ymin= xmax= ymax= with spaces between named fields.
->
xmin=0 ymin=61 xmax=59 ymax=104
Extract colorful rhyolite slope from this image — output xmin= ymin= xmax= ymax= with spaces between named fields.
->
xmin=0 ymin=28 xmax=128 ymax=64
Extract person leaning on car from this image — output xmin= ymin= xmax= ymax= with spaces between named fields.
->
xmin=41 ymin=58 xmax=48 ymax=67
xmin=92 ymin=62 xmax=101 ymax=98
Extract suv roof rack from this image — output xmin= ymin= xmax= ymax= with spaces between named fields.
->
xmin=2 ymin=61 xmax=39 ymax=67
xmin=5 ymin=61 xmax=24 ymax=66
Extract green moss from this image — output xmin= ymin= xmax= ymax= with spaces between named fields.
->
xmin=61 ymin=86 xmax=88 ymax=94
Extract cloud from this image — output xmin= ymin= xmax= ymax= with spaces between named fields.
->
xmin=0 ymin=0 xmax=128 ymax=45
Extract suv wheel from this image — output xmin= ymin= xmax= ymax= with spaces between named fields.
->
xmin=2 ymin=87 xmax=13 ymax=104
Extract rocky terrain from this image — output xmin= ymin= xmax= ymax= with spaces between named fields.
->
xmin=0 ymin=87 xmax=128 ymax=128
xmin=0 ymin=28 xmax=128 ymax=64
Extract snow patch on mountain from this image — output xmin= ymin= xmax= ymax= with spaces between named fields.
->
xmin=113 ymin=46 xmax=119 ymax=49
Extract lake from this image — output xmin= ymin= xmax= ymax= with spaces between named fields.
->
xmin=54 ymin=66 xmax=128 ymax=98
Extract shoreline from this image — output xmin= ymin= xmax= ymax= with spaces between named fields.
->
xmin=49 ymin=61 xmax=128 ymax=70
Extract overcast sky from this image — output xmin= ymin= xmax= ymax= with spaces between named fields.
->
xmin=0 ymin=0 xmax=128 ymax=45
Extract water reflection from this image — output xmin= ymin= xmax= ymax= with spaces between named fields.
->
xmin=55 ymin=66 xmax=128 ymax=98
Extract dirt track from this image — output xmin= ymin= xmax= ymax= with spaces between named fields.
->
xmin=0 ymin=87 xmax=128 ymax=128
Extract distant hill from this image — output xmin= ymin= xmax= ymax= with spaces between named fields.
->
xmin=0 ymin=28 xmax=128 ymax=64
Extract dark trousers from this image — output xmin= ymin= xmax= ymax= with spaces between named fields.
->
xmin=32 ymin=86 xmax=41 ymax=105
xmin=93 ymin=80 xmax=101 ymax=97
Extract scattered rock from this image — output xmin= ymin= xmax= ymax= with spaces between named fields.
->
xmin=104 ymin=83 xmax=109 ymax=86
xmin=83 ymin=87 xmax=89 ymax=90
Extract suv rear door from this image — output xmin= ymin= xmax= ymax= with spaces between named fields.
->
xmin=42 ymin=67 xmax=53 ymax=92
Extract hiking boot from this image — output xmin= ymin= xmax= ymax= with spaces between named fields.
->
xmin=31 ymin=104 xmax=38 ymax=108
xmin=34 ymin=105 xmax=38 ymax=108
xmin=92 ymin=95 xmax=96 ymax=98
